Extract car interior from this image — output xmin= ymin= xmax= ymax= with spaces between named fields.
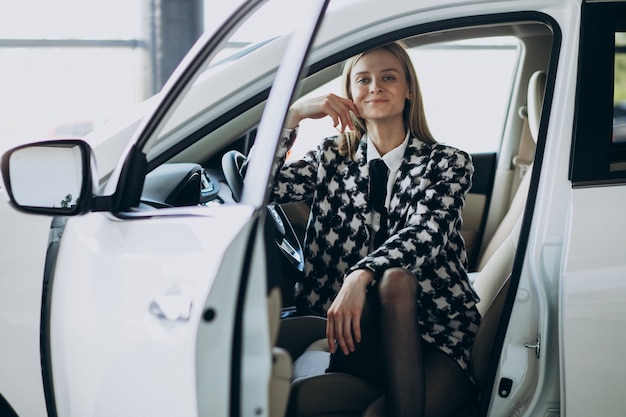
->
xmin=135 ymin=16 xmax=554 ymax=417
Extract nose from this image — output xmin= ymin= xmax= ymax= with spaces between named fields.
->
xmin=369 ymin=78 xmax=383 ymax=93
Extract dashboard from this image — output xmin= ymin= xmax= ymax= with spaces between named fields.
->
xmin=141 ymin=163 xmax=232 ymax=208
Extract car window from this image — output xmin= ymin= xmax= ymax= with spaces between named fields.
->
xmin=140 ymin=0 xmax=315 ymax=164
xmin=571 ymin=2 xmax=626 ymax=185
xmin=613 ymin=33 xmax=626 ymax=145
xmin=288 ymin=36 xmax=519 ymax=160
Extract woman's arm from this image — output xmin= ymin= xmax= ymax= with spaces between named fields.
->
xmin=244 ymin=94 xmax=360 ymax=204
xmin=286 ymin=93 xmax=359 ymax=131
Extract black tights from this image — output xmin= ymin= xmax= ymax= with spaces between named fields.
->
xmin=328 ymin=268 xmax=476 ymax=417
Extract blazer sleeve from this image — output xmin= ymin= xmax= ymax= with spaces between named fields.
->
xmin=245 ymin=128 xmax=320 ymax=204
xmin=349 ymin=146 xmax=473 ymax=279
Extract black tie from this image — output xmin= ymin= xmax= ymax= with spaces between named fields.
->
xmin=369 ymin=158 xmax=389 ymax=249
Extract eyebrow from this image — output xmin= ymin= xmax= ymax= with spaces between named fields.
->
xmin=353 ymin=68 xmax=402 ymax=77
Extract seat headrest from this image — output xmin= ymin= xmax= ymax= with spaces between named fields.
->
xmin=527 ymin=71 xmax=547 ymax=142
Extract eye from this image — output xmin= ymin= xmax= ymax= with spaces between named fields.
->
xmin=355 ymin=77 xmax=369 ymax=84
xmin=383 ymin=75 xmax=396 ymax=81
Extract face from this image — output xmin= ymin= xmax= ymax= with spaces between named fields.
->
xmin=349 ymin=48 xmax=411 ymax=124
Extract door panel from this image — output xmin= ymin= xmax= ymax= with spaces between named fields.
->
xmin=49 ymin=206 xmax=256 ymax=417
xmin=561 ymin=186 xmax=626 ymax=415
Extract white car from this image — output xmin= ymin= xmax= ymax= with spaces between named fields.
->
xmin=1 ymin=0 xmax=626 ymax=416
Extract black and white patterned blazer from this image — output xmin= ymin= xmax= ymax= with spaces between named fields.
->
xmin=270 ymin=133 xmax=480 ymax=321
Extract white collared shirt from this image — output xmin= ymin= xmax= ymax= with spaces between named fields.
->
xmin=366 ymin=130 xmax=410 ymax=209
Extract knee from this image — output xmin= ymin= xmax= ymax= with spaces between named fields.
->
xmin=377 ymin=268 xmax=417 ymax=307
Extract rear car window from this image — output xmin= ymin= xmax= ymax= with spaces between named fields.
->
xmin=571 ymin=2 xmax=626 ymax=185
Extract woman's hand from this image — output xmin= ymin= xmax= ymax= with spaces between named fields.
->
xmin=326 ymin=268 xmax=374 ymax=355
xmin=286 ymin=93 xmax=360 ymax=132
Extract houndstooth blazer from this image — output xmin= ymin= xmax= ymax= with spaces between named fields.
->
xmin=270 ymin=132 xmax=480 ymax=323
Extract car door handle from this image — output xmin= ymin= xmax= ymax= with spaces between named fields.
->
xmin=149 ymin=295 xmax=193 ymax=321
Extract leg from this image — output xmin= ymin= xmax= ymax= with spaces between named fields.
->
xmin=376 ymin=268 xmax=424 ymax=417
xmin=362 ymin=348 xmax=476 ymax=417
xmin=422 ymin=345 xmax=477 ymax=417
xmin=363 ymin=268 xmax=476 ymax=417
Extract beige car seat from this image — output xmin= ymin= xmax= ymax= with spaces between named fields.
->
xmin=476 ymin=70 xmax=546 ymax=271
xmin=269 ymin=287 xmax=295 ymax=417
xmin=279 ymin=71 xmax=547 ymax=417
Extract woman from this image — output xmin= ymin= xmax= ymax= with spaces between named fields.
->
xmin=268 ymin=42 xmax=480 ymax=417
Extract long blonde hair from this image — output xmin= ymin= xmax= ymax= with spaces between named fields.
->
xmin=339 ymin=41 xmax=436 ymax=158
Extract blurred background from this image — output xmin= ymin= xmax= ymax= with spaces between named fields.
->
xmin=0 ymin=0 xmax=244 ymax=152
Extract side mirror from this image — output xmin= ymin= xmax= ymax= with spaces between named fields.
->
xmin=1 ymin=140 xmax=96 ymax=216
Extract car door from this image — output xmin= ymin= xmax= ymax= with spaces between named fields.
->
xmin=562 ymin=2 xmax=626 ymax=415
xmin=26 ymin=1 xmax=329 ymax=417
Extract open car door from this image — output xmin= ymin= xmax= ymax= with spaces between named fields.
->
xmin=0 ymin=1 xmax=328 ymax=416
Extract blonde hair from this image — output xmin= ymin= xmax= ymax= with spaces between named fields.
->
xmin=339 ymin=41 xmax=436 ymax=158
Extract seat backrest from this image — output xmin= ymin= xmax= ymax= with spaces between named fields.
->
xmin=476 ymin=167 xmax=530 ymax=272
xmin=476 ymin=70 xmax=545 ymax=271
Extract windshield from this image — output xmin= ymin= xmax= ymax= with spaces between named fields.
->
xmin=141 ymin=0 xmax=316 ymax=162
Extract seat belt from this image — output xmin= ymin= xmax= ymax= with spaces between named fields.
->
xmin=511 ymin=106 xmax=535 ymax=202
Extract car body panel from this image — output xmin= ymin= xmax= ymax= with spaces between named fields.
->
xmin=561 ymin=187 xmax=626 ymax=416
xmin=48 ymin=206 xmax=254 ymax=417
xmin=0 ymin=204 xmax=49 ymax=416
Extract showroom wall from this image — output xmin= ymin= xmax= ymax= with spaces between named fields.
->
xmin=0 ymin=0 xmax=243 ymax=151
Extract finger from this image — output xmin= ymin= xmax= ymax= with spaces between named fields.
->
xmin=326 ymin=315 xmax=336 ymax=354
xmin=339 ymin=106 xmax=358 ymax=132
xmin=338 ymin=97 xmax=359 ymax=119
xmin=319 ymin=96 xmax=357 ymax=132
xmin=339 ymin=100 xmax=358 ymax=131
xmin=352 ymin=311 xmax=362 ymax=344
xmin=338 ymin=112 xmax=351 ymax=133
xmin=323 ymin=102 xmax=346 ymax=131
xmin=343 ymin=317 xmax=355 ymax=353
xmin=348 ymin=110 xmax=358 ymax=130
xmin=333 ymin=316 xmax=350 ymax=355
xmin=336 ymin=333 xmax=349 ymax=356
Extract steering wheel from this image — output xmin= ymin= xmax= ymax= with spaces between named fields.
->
xmin=222 ymin=150 xmax=305 ymax=274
